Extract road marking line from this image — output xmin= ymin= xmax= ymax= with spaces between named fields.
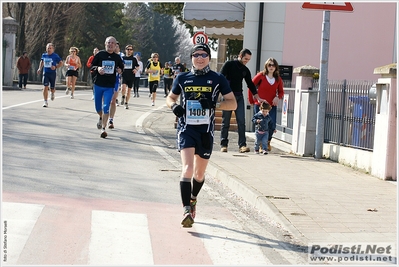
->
xmin=88 ymin=210 xmax=153 ymax=265
xmin=135 ymin=105 xmax=165 ymax=134
xmin=194 ymin=218 xmax=272 ymax=265
xmin=152 ymin=145 xmax=181 ymax=169
xmin=2 ymin=202 xmax=45 ymax=265
xmin=2 ymin=94 xmax=92 ymax=110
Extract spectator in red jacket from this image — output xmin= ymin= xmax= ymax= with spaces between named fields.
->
xmin=248 ymin=58 xmax=284 ymax=151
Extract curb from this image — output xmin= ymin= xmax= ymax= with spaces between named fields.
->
xmin=206 ymin=161 xmax=306 ymax=244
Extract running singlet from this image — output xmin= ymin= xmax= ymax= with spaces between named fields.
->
xmin=67 ymin=56 xmax=79 ymax=70
xmin=163 ymin=68 xmax=172 ymax=79
xmin=147 ymin=61 xmax=161 ymax=82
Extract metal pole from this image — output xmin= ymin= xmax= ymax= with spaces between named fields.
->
xmin=315 ymin=10 xmax=330 ymax=159
xmin=256 ymin=2 xmax=264 ymax=72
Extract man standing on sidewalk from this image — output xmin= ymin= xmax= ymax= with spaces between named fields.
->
xmin=16 ymin=51 xmax=31 ymax=89
xmin=37 ymin=43 xmax=63 ymax=107
xmin=219 ymin=48 xmax=264 ymax=153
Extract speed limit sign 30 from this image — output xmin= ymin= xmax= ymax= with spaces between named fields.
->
xmin=193 ymin=31 xmax=208 ymax=44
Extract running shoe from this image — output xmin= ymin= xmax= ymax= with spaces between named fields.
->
xmin=125 ymin=103 xmax=129 ymax=109
xmin=181 ymin=208 xmax=194 ymax=228
xmin=50 ymin=93 xmax=55 ymax=101
xmin=263 ymin=150 xmax=269 ymax=155
xmin=108 ymin=120 xmax=114 ymax=129
xmin=190 ymin=199 xmax=197 ymax=219
xmin=42 ymin=101 xmax=48 ymax=107
xmin=220 ymin=146 xmax=228 ymax=153
xmin=151 ymin=102 xmax=155 ymax=106
xmin=116 ymin=99 xmax=119 ymax=106
xmin=100 ymin=129 xmax=107 ymax=138
xmin=70 ymin=94 xmax=74 ymax=99
xmin=65 ymin=87 xmax=69 ymax=95
xmin=96 ymin=118 xmax=102 ymax=129
xmin=121 ymin=96 xmax=125 ymax=105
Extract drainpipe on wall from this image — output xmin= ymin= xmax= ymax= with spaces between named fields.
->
xmin=256 ymin=3 xmax=264 ymax=72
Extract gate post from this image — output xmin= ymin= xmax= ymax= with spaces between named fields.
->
xmin=371 ymin=63 xmax=397 ymax=180
xmin=3 ymin=17 xmax=18 ymax=86
xmin=291 ymin=65 xmax=319 ymax=156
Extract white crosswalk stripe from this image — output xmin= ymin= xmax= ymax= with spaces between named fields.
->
xmin=194 ymin=218 xmax=272 ymax=265
xmin=89 ymin=210 xmax=153 ymax=265
xmin=2 ymin=202 xmax=45 ymax=265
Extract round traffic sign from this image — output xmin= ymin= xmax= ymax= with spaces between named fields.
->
xmin=192 ymin=31 xmax=208 ymax=45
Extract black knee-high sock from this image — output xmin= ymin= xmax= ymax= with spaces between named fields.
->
xmin=180 ymin=178 xmax=192 ymax=207
xmin=192 ymin=178 xmax=205 ymax=199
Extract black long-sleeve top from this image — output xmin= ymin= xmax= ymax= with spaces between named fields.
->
xmin=91 ymin=50 xmax=124 ymax=88
xmin=219 ymin=60 xmax=258 ymax=96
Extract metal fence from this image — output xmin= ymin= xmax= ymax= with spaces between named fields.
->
xmin=274 ymin=79 xmax=377 ymax=151
xmin=317 ymin=79 xmax=376 ymax=151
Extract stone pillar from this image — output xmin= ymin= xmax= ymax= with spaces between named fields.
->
xmin=291 ymin=65 xmax=319 ymax=156
xmin=3 ymin=16 xmax=18 ymax=86
xmin=371 ymin=63 xmax=397 ymax=180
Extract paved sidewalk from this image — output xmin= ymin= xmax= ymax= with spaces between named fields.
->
xmin=154 ymin=105 xmax=397 ymax=247
xmin=212 ymin=136 xmax=397 ymax=246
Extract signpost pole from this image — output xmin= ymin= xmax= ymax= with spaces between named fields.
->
xmin=315 ymin=10 xmax=330 ymax=159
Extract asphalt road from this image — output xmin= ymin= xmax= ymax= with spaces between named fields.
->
xmin=2 ymin=87 xmax=308 ymax=265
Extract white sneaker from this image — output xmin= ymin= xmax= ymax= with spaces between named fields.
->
xmin=96 ymin=118 xmax=102 ymax=129
xmin=125 ymin=103 xmax=129 ymax=109
xmin=42 ymin=101 xmax=48 ymax=107
xmin=50 ymin=93 xmax=55 ymax=101
xmin=151 ymin=101 xmax=155 ymax=106
xmin=65 ymin=88 xmax=69 ymax=95
xmin=70 ymin=94 xmax=74 ymax=99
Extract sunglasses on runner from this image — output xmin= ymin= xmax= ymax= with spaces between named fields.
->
xmin=192 ymin=53 xmax=208 ymax=58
